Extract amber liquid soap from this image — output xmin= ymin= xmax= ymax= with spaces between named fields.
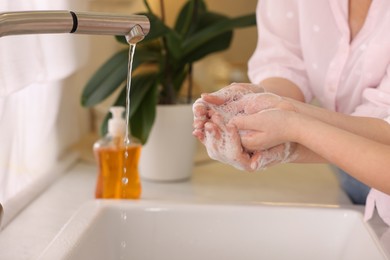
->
xmin=94 ymin=106 xmax=142 ymax=199
xmin=95 ymin=140 xmax=141 ymax=199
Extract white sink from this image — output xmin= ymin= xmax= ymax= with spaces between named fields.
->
xmin=39 ymin=200 xmax=388 ymax=260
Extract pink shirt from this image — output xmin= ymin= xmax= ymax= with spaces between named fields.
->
xmin=248 ymin=0 xmax=390 ymax=226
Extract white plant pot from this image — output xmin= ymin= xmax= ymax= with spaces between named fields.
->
xmin=139 ymin=104 xmax=196 ymax=181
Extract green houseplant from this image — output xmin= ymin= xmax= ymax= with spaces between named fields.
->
xmin=81 ymin=0 xmax=256 ymax=144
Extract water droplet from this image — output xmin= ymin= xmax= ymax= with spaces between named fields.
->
xmin=122 ymin=177 xmax=129 ymax=185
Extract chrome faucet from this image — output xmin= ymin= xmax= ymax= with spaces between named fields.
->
xmin=0 ymin=10 xmax=150 ymax=43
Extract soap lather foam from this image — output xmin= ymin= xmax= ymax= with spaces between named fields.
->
xmin=201 ymin=93 xmax=296 ymax=171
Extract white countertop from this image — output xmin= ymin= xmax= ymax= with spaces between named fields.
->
xmin=0 ymin=143 xmax=389 ymax=259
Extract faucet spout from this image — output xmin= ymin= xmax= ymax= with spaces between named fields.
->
xmin=0 ymin=11 xmax=150 ymax=42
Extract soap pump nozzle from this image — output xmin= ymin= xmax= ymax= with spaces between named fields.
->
xmin=108 ymin=106 xmax=126 ymax=137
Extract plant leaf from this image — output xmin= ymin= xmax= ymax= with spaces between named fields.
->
xmin=181 ymin=13 xmax=256 ymax=59
xmin=184 ymin=31 xmax=232 ymax=63
xmin=164 ymin=30 xmax=183 ymax=60
xmin=129 ymin=72 xmax=159 ymax=117
xmin=174 ymin=0 xmax=207 ymax=37
xmin=111 ymin=72 xmax=159 ymax=118
xmin=133 ymin=47 xmax=161 ymax=68
xmin=176 ymin=12 xmax=233 ymax=63
xmin=99 ymin=72 xmax=159 ymax=140
xmin=99 ymin=113 xmax=110 ymax=137
xmin=142 ymin=12 xmax=172 ymax=43
xmin=130 ymin=75 xmax=159 ymax=144
xmin=81 ymin=49 xmax=128 ymax=107
xmin=81 ymin=46 xmax=161 ymax=107
xmin=143 ymin=0 xmax=153 ymax=13
xmin=173 ymin=66 xmax=188 ymax=92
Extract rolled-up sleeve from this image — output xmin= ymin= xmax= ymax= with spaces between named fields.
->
xmin=248 ymin=0 xmax=313 ymax=102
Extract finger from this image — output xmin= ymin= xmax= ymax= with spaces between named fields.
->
xmin=211 ymin=113 xmax=236 ymax=146
xmin=208 ymin=108 xmax=217 ymax=117
xmin=248 ymin=94 xmax=281 ymax=114
xmin=193 ymin=100 xmax=209 ymax=117
xmin=249 ymin=151 xmax=263 ymax=171
xmin=192 ymin=129 xmax=205 ymax=143
xmin=250 ymin=149 xmax=278 ymax=171
xmin=239 ymin=130 xmax=267 ymax=151
xmin=205 ymin=121 xmax=222 ymax=141
xmin=210 ymin=111 xmax=226 ymax=124
xmin=250 ymin=143 xmax=289 ymax=171
xmin=205 ymin=121 xmax=251 ymax=171
xmin=241 ymin=93 xmax=282 ymax=114
xmin=193 ymin=107 xmax=208 ymax=118
xmin=204 ymin=116 xmax=253 ymax=171
xmin=231 ymin=82 xmax=265 ymax=94
xmin=202 ymin=84 xmax=253 ymax=105
xmin=260 ymin=145 xmax=289 ymax=168
xmin=204 ymin=124 xmax=221 ymax=161
xmin=202 ymin=93 xmax=226 ymax=105
xmin=209 ymin=113 xmax=227 ymax=137
xmin=229 ymin=114 xmax=260 ymax=131
xmin=224 ymin=123 xmax=252 ymax=171
xmin=193 ymin=118 xmax=206 ymax=129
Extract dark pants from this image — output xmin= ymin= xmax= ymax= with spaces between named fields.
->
xmin=334 ymin=167 xmax=370 ymax=205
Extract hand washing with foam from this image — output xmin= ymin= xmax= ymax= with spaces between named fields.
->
xmin=192 ymin=84 xmax=297 ymax=171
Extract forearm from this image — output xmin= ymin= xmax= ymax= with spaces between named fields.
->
xmin=260 ymin=77 xmax=305 ymax=102
xmin=290 ymin=99 xmax=390 ymax=145
xmin=291 ymin=114 xmax=390 ymax=194
xmin=290 ymin=144 xmax=327 ymax=163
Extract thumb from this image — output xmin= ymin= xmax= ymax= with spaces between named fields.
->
xmin=228 ymin=121 xmax=266 ymax=152
xmin=229 ymin=115 xmax=258 ymax=131
xmin=201 ymin=93 xmax=226 ymax=105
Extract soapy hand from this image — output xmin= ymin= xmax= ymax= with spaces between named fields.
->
xmin=228 ymin=94 xmax=298 ymax=170
xmin=249 ymin=142 xmax=297 ymax=171
xmin=193 ymin=83 xmax=264 ymax=143
xmin=230 ymin=107 xmax=297 ymax=150
xmin=203 ymin=112 xmax=253 ymax=171
xmin=193 ymin=91 xmax=298 ymax=171
xmin=201 ymin=82 xmax=264 ymax=105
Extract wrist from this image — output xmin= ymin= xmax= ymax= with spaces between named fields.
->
xmin=285 ymin=111 xmax=310 ymax=144
xmin=249 ymin=83 xmax=265 ymax=94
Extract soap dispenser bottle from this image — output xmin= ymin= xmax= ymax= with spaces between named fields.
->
xmin=93 ymin=106 xmax=142 ymax=199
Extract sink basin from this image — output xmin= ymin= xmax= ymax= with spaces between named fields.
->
xmin=39 ymin=200 xmax=388 ymax=260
